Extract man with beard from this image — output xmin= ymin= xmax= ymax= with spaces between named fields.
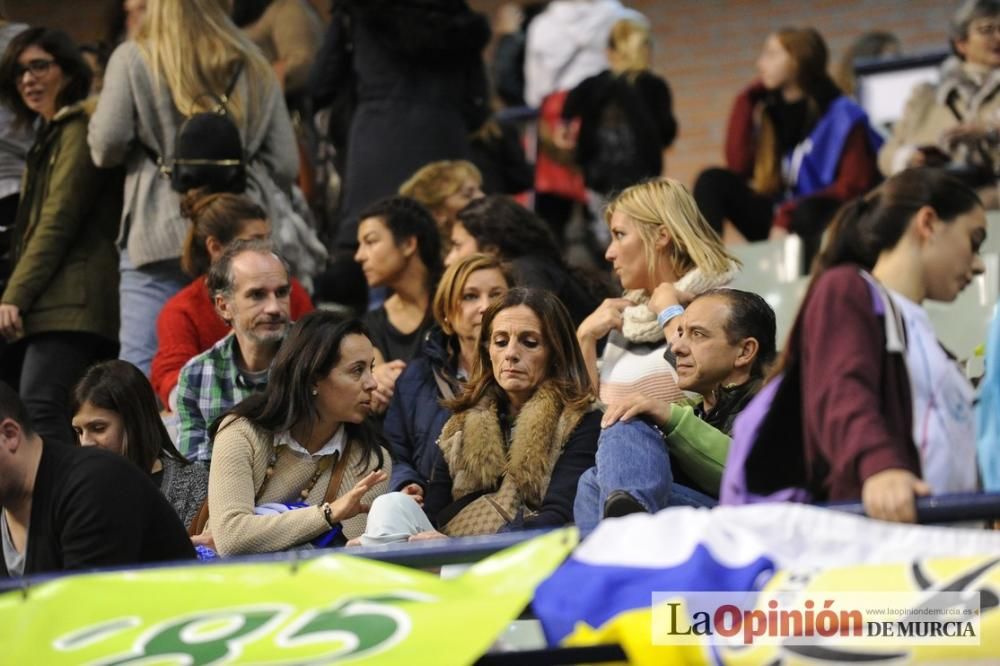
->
xmin=177 ymin=240 xmax=292 ymax=465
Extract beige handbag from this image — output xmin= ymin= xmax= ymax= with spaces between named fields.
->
xmin=440 ymin=474 xmax=525 ymax=537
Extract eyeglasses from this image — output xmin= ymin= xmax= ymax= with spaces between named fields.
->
xmin=971 ymin=22 xmax=1000 ymax=37
xmin=13 ymin=59 xmax=55 ymax=80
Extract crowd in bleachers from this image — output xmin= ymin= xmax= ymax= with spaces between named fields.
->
xmin=0 ymin=0 xmax=999 ymax=578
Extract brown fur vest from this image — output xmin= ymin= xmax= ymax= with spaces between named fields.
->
xmin=437 ymin=382 xmax=593 ymax=510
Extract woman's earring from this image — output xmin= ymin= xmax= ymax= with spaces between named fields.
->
xmin=311 ymin=387 xmax=318 ymax=396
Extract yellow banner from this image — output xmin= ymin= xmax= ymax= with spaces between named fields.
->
xmin=0 ymin=528 xmax=577 ymax=665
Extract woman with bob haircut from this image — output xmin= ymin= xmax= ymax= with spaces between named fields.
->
xmin=202 ymin=310 xmax=390 ymax=555
xmin=725 ymin=168 xmax=986 ymax=523
xmin=384 ymin=252 xmax=510 ymax=500
xmin=150 ymin=189 xmax=314 ymax=409
xmin=694 ymin=26 xmax=881 ymax=255
xmin=72 ymin=360 xmax=207 ymax=528
xmin=89 ymin=0 xmax=299 ymax=376
xmin=358 ymin=288 xmax=599 ymax=544
xmin=0 ymin=28 xmax=121 ymax=448
xmin=577 ymin=178 xmax=740 ymax=407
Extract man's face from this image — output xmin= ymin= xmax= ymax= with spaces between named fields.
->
xmin=670 ymin=295 xmax=745 ymax=397
xmin=0 ymin=418 xmax=25 ymax=503
xmin=216 ymin=251 xmax=291 ymax=349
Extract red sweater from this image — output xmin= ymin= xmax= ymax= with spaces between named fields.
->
xmin=724 ymin=82 xmax=879 ymax=230
xmin=798 ymin=266 xmax=921 ymax=500
xmin=150 ymin=277 xmax=314 ymax=407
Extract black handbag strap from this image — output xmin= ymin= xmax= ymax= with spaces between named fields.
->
xmin=142 ymin=60 xmax=245 ymax=171
xmin=216 ymin=60 xmax=245 ymax=112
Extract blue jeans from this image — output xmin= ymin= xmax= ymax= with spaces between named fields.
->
xmin=119 ymin=251 xmax=189 ymax=376
xmin=574 ymin=419 xmax=717 ymax=531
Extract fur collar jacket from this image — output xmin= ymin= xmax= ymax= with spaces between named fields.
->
xmin=438 ymin=382 xmax=594 ymax=507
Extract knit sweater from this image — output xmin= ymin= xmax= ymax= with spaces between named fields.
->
xmin=151 ymin=276 xmax=315 ymax=407
xmin=207 ymin=416 xmax=390 ymax=555
xmin=88 ymin=40 xmax=298 ymax=267
xmin=159 ymin=455 xmax=209 ymax=530
xmin=597 ymin=264 xmax=738 ymax=405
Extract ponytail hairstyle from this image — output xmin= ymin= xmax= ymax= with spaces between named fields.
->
xmin=607 ymin=17 xmax=652 ymax=79
xmin=768 ymin=168 xmax=981 ymax=378
xmin=812 ymin=168 xmax=981 ymax=277
xmin=180 ymin=188 xmax=268 ymax=277
xmin=752 ymin=26 xmax=840 ymax=197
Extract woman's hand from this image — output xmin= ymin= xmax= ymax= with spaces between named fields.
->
xmin=0 ymin=303 xmax=23 ymax=341
xmin=602 ymin=395 xmax=672 ymax=429
xmin=647 ymin=283 xmax=693 ymax=315
xmin=329 ymin=470 xmax=389 ymax=522
xmin=371 ymin=360 xmax=407 ymax=414
xmin=191 ymin=529 xmax=216 ymax=551
xmin=861 ymin=469 xmax=931 ymax=523
xmin=577 ymin=298 xmax=632 ymax=344
xmin=400 ymin=482 xmax=424 ymax=507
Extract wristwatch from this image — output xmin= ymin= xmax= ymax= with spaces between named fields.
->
xmin=321 ymin=502 xmax=336 ymax=528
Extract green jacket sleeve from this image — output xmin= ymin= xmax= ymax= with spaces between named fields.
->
xmin=663 ymin=404 xmax=731 ymax=497
xmin=2 ymin=117 xmax=102 ymax=312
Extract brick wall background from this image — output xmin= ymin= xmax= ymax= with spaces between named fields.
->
xmin=468 ymin=0 xmax=956 ymax=186
xmin=5 ymin=0 xmax=957 ymax=187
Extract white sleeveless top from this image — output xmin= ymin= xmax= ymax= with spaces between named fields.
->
xmin=889 ymin=290 xmax=979 ymax=494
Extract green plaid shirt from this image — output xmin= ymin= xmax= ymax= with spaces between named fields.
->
xmin=176 ymin=334 xmax=268 ymax=463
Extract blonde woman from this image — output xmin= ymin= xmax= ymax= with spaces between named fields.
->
xmin=399 ymin=160 xmax=484 ymax=247
xmin=559 ymin=17 xmax=677 ymax=196
xmin=88 ymin=0 xmax=299 ymax=375
xmin=576 ymin=178 xmax=740 ymax=404
xmin=574 ymin=178 xmax=740 ymax=525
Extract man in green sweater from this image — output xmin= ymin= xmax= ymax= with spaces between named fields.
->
xmin=574 ymin=289 xmax=776 ymax=529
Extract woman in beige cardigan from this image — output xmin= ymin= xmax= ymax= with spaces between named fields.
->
xmin=204 ymin=311 xmax=390 ymax=556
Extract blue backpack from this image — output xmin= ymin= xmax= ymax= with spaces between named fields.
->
xmin=720 ymin=270 xmax=907 ymax=505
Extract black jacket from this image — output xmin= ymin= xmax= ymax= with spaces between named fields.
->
xmin=1 ymin=443 xmax=195 ymax=578
xmin=310 ymin=0 xmax=492 ymax=248
xmin=563 ymin=70 xmax=677 ymax=194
